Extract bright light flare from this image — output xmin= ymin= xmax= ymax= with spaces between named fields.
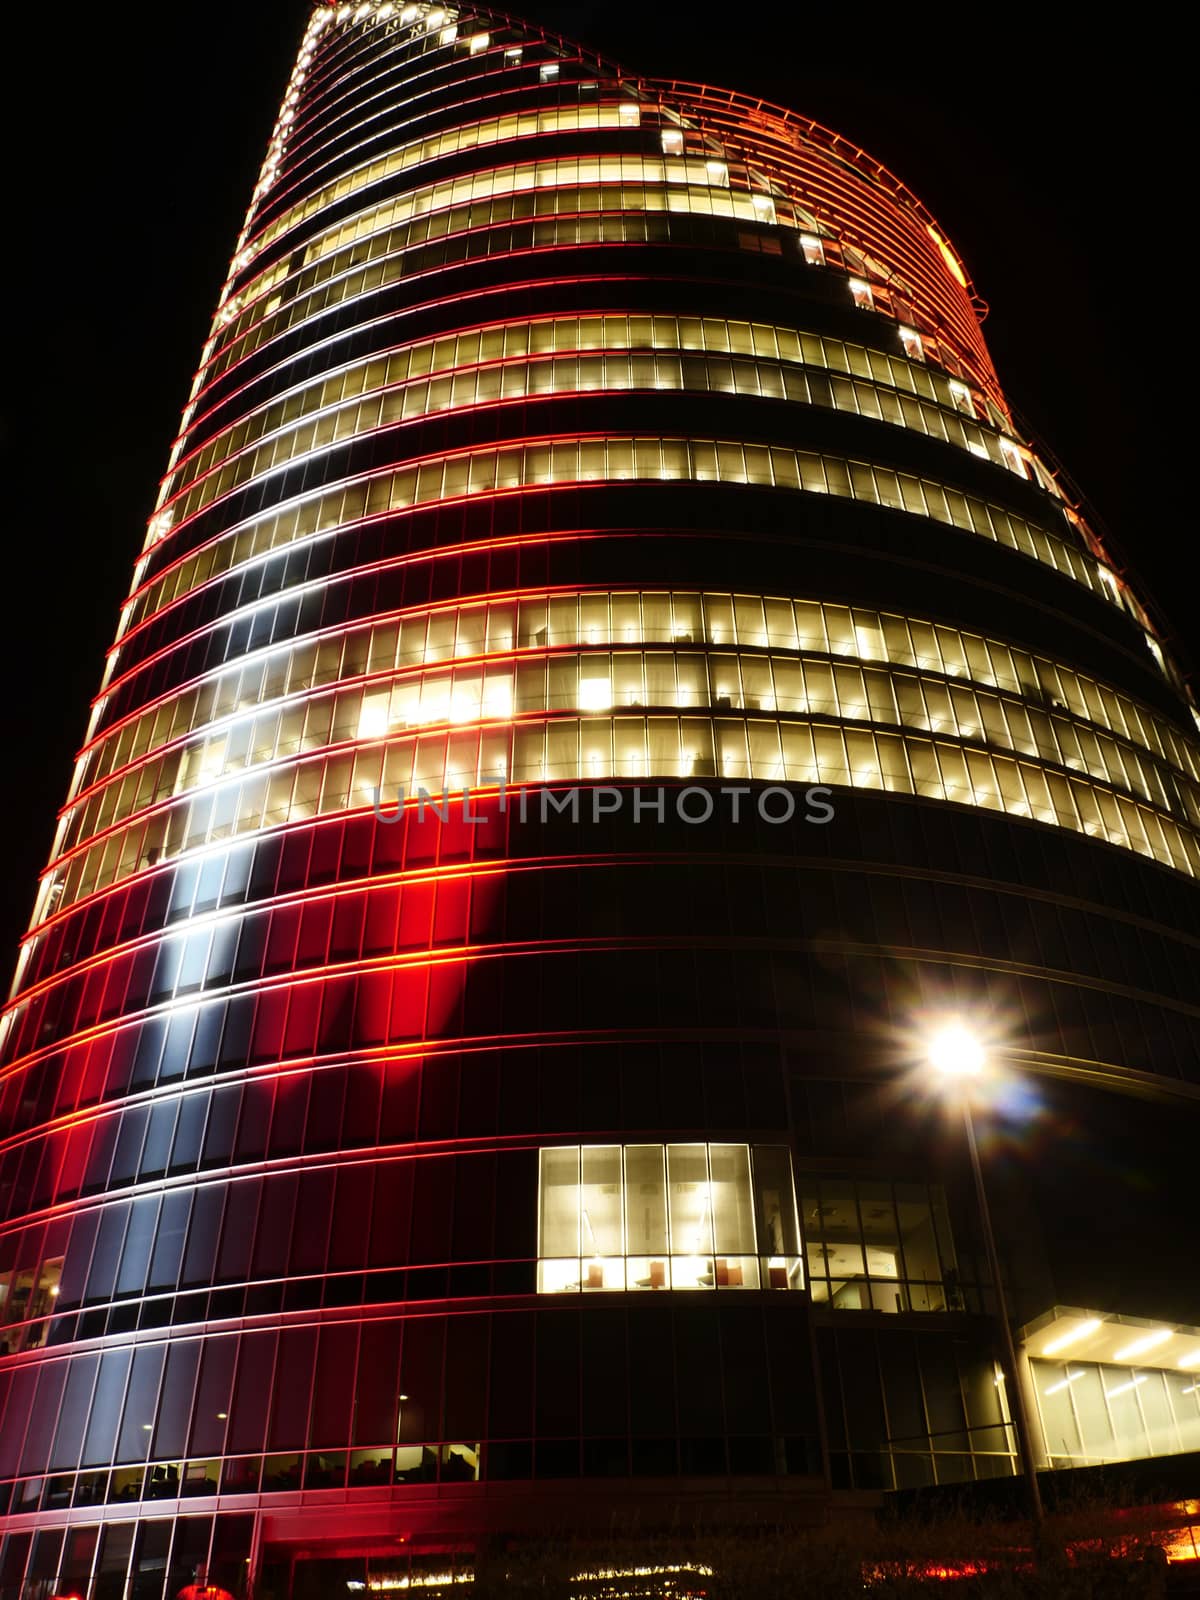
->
xmin=926 ymin=1022 xmax=986 ymax=1080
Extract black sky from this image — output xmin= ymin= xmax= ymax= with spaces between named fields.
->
xmin=3 ymin=6 xmax=1194 ymax=961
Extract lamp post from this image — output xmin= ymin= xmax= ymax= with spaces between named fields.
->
xmin=926 ymin=1024 xmax=1045 ymax=1530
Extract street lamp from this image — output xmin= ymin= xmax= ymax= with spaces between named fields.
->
xmin=925 ymin=1022 xmax=1045 ymax=1530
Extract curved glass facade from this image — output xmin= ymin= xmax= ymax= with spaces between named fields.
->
xmin=2 ymin=5 xmax=1198 ymax=1595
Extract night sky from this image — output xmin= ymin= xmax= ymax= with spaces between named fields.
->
xmin=4 ymin=18 xmax=1193 ymax=949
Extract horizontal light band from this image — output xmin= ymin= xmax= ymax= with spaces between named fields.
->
xmin=88 ymin=592 xmax=1200 ymax=810
xmin=60 ymin=642 xmax=1200 ymax=863
xmin=127 ymin=437 xmax=1109 ymax=668
xmin=37 ymin=706 xmax=1200 ymax=923
xmin=160 ymin=335 xmax=1036 ymax=543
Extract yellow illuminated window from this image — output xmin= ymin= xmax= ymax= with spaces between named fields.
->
xmin=538 ymin=1144 xmax=803 ymax=1293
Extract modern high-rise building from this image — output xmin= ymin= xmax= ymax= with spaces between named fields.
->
xmin=2 ymin=4 xmax=1198 ymax=1595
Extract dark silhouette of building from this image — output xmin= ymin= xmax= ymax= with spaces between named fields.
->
xmin=1 ymin=4 xmax=1197 ymax=1594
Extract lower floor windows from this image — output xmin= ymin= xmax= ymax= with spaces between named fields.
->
xmin=799 ymin=1176 xmax=957 ymax=1312
xmin=1030 ymin=1359 xmax=1200 ymax=1467
xmin=531 ymin=1153 xmax=956 ymax=1318
xmin=537 ymin=1142 xmax=804 ymax=1293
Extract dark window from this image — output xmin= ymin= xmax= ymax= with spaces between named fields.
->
xmin=94 ymin=1522 xmax=136 ymax=1600
xmin=353 ymin=1321 xmax=402 ymax=1444
xmin=329 ymin=1165 xmax=374 ymax=1272
xmin=674 ymin=1309 xmax=724 ymax=1435
xmin=409 ymin=1157 xmax=453 ymax=1264
xmin=581 ymin=1308 xmax=628 ymax=1440
xmin=140 ymin=1101 xmax=178 ymax=1178
xmin=147 ymin=1190 xmax=191 ymax=1291
xmin=398 ymin=1318 xmax=444 ymax=1445
xmin=110 ymin=1107 xmax=150 ymax=1187
xmin=369 ymin=1164 xmax=413 ymax=1269
xmin=268 ymin=1327 xmax=318 ymax=1452
xmin=311 ymin=1324 xmax=359 ymax=1448
xmin=116 ymin=1196 xmax=161 ymax=1297
xmin=488 ymin=1311 xmax=533 ymax=1440
xmin=81 ymin=1348 xmax=133 ymax=1467
xmin=720 ymin=1307 xmax=772 ymax=1434
xmin=116 ymin=1344 xmax=166 ymax=1463
xmin=85 ymin=1203 xmax=131 ymax=1303
xmin=50 ymin=1352 xmax=100 ymax=1472
xmin=180 ymin=1186 xmax=224 ymax=1288
xmin=228 ymin=1331 xmax=278 ymax=1455
xmin=130 ymin=1518 xmax=171 ymax=1600
xmin=189 ymin=1340 xmax=236 ymax=1458
xmin=170 ymin=1094 xmax=209 ymax=1173
xmin=20 ymin=1362 xmax=67 ymax=1476
xmin=444 ymin=1315 xmax=488 ymax=1440
xmin=167 ymin=1517 xmax=214 ymax=1598
xmin=154 ymin=1340 xmax=202 ymax=1461
xmin=291 ymin=1169 xmax=335 ymax=1276
xmin=535 ymin=1312 xmax=580 ymax=1438
xmin=61 ymin=1527 xmax=100 ymax=1595
xmin=216 ymin=1181 xmax=261 ymax=1284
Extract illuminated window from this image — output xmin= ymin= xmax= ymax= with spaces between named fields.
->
xmin=799 ymin=1177 xmax=957 ymax=1312
xmin=899 ymin=326 xmax=924 ymax=361
xmin=661 ymin=129 xmax=684 ymax=154
xmin=578 ymin=676 xmax=612 ymax=712
xmin=799 ymin=233 xmax=825 ymax=266
xmin=537 ymin=1143 xmax=804 ymax=1292
xmin=467 ymin=31 xmax=489 ymax=53
xmin=0 ymin=1257 xmax=62 ymax=1354
xmin=849 ymin=278 xmax=874 ymax=311
xmin=1000 ymin=439 xmax=1029 ymax=479
xmin=948 ymin=379 xmax=974 ymax=416
xmin=539 ymin=62 xmax=559 ymax=82
xmin=1031 ymin=1360 xmax=1200 ymax=1467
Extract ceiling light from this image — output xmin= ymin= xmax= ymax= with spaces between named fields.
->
xmin=1042 ymin=1318 xmax=1101 ymax=1357
xmin=1112 ymin=1329 xmax=1172 ymax=1362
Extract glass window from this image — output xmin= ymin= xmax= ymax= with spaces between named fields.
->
xmin=801 ymin=1177 xmax=954 ymax=1313
xmin=624 ymin=1142 xmax=668 ymax=1290
xmin=1027 ymin=1358 xmax=1197 ymax=1468
xmin=667 ymin=1144 xmax=711 ymax=1288
xmin=580 ymin=1145 xmax=623 ymax=1289
xmin=538 ymin=1143 xmax=802 ymax=1293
